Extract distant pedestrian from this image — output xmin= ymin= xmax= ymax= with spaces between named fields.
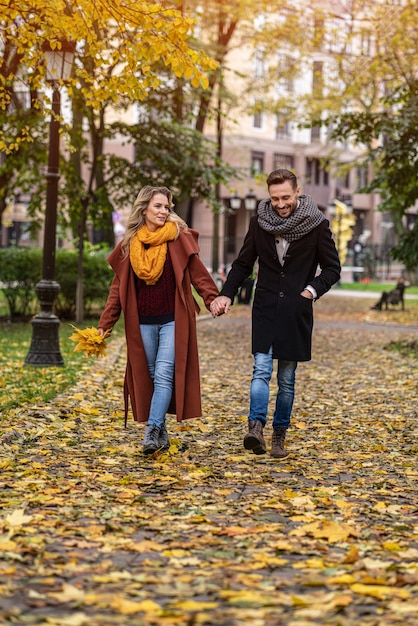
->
xmin=211 ymin=169 xmax=341 ymax=458
xmin=99 ymin=186 xmax=219 ymax=454
xmin=370 ymin=278 xmax=407 ymax=311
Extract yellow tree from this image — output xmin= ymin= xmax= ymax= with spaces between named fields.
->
xmin=0 ymin=0 xmax=217 ymax=213
xmin=0 ymin=0 xmax=218 ymax=321
xmin=331 ymin=200 xmax=355 ymax=265
xmin=166 ymin=0 xmax=300 ymax=267
xmin=0 ymin=0 xmax=216 ymax=122
xmin=284 ymin=0 xmax=416 ymax=126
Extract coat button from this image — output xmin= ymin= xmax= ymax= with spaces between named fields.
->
xmin=280 ymin=272 xmax=285 ymax=277
xmin=279 ymin=291 xmax=284 ymax=297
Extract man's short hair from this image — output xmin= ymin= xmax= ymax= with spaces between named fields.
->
xmin=266 ymin=169 xmax=298 ymax=190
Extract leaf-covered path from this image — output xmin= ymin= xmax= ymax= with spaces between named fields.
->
xmin=1 ymin=296 xmax=417 ymax=626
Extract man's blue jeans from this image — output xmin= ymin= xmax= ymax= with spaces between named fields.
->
xmin=140 ymin=321 xmax=175 ymax=427
xmin=249 ymin=346 xmax=297 ymax=429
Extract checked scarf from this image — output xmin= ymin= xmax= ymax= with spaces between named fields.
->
xmin=257 ymin=194 xmax=325 ymax=242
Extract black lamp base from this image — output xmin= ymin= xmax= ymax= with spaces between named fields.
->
xmin=24 ymin=279 xmax=64 ymax=367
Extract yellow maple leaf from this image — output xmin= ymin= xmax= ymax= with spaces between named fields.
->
xmin=342 ymin=545 xmax=360 ymax=563
xmin=327 ymin=574 xmax=357 ymax=585
xmin=382 ymin=541 xmax=401 ymax=552
xmin=351 ymin=583 xmax=410 ymax=600
xmin=130 ymin=540 xmax=165 ymax=553
xmin=49 ymin=583 xmax=85 ymax=602
xmin=173 ymin=600 xmax=218 ymax=610
xmin=111 ymin=598 xmax=162 ymax=615
xmin=52 ymin=613 xmax=89 ymax=626
xmin=5 ymin=509 xmax=33 ymax=528
xmin=69 ymin=325 xmax=110 ymax=358
xmin=219 ymin=589 xmax=271 ymax=604
xmin=290 ymin=520 xmax=358 ymax=542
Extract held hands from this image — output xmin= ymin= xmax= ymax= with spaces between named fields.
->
xmin=210 ymin=291 xmax=311 ymax=318
xmin=210 ymin=295 xmax=232 ymax=317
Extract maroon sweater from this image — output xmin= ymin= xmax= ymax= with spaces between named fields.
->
xmin=136 ymin=248 xmax=176 ymax=324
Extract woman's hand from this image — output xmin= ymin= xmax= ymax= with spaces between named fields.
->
xmin=210 ymin=295 xmax=232 ymax=317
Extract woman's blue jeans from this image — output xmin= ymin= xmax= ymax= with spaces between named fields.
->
xmin=140 ymin=321 xmax=175 ymax=427
xmin=249 ymin=346 xmax=297 ymax=429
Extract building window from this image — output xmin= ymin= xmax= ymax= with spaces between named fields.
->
xmin=276 ymin=55 xmax=295 ymax=93
xmin=306 ymin=158 xmax=322 ymax=185
xmin=251 ymin=151 xmax=264 ymax=175
xmin=273 ymin=153 xmax=294 ymax=171
xmin=254 ymin=50 xmax=265 ymax=79
xmin=314 ymin=17 xmax=324 ymax=50
xmin=311 ymin=125 xmax=321 ymax=142
xmin=312 ymin=60 xmax=324 ymax=96
xmin=6 ymin=221 xmax=32 ymax=246
xmin=323 ymin=162 xmax=330 ymax=186
xmin=314 ymin=158 xmax=321 ymax=185
xmin=306 ymin=158 xmax=313 ymax=182
xmin=253 ymin=109 xmax=263 ymax=129
xmin=275 ymin=111 xmax=291 ymax=140
xmin=356 ymin=165 xmax=369 ymax=190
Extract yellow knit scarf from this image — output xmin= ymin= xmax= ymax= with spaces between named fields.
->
xmin=130 ymin=222 xmax=178 ymax=285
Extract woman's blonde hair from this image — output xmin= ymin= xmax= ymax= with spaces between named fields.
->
xmin=121 ymin=186 xmax=188 ymax=256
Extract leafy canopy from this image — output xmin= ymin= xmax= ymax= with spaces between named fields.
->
xmin=0 ymin=0 xmax=218 ymax=150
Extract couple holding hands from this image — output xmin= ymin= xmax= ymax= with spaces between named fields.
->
xmin=98 ymin=169 xmax=340 ymax=458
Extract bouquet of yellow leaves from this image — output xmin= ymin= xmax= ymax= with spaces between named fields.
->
xmin=69 ymin=325 xmax=110 ymax=358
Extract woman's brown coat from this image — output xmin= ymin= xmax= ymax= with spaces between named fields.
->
xmin=99 ymin=229 xmax=219 ymax=424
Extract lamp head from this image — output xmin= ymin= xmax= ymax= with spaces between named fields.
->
xmin=42 ymin=40 xmax=75 ymax=83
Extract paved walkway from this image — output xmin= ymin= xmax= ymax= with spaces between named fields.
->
xmin=1 ymin=296 xmax=417 ymax=625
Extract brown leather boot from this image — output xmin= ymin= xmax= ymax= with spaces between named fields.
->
xmin=271 ymin=428 xmax=288 ymax=458
xmin=243 ymin=420 xmax=266 ymax=455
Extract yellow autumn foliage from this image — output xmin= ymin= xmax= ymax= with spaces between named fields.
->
xmin=0 ymin=0 xmax=218 ymax=147
xmin=69 ymin=325 xmax=110 ymax=358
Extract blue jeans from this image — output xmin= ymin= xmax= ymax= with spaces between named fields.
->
xmin=140 ymin=321 xmax=175 ymax=427
xmin=249 ymin=346 xmax=297 ymax=429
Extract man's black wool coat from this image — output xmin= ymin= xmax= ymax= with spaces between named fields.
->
xmin=220 ymin=215 xmax=341 ymax=361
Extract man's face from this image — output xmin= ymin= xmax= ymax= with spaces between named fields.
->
xmin=269 ymin=181 xmax=300 ymax=219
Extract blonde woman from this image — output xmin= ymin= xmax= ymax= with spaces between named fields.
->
xmin=99 ymin=186 xmax=219 ymax=454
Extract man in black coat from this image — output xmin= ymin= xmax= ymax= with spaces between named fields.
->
xmin=210 ymin=169 xmax=341 ymax=458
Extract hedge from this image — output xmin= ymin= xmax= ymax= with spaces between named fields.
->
xmin=0 ymin=246 xmax=114 ymax=320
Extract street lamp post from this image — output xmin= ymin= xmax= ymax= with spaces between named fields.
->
xmin=25 ymin=40 xmax=75 ymax=367
xmin=222 ymin=190 xmax=258 ymax=274
xmin=244 ymin=189 xmax=257 ymax=230
xmin=222 ymin=194 xmax=241 ymax=274
xmin=229 ymin=193 xmax=242 ymax=212
xmin=244 ymin=189 xmax=257 ymax=212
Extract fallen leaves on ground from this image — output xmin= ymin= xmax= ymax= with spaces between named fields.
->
xmin=0 ymin=295 xmax=417 ymax=625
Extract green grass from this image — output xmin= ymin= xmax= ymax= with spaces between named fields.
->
xmin=339 ymin=281 xmax=418 ymax=295
xmin=385 ymin=339 xmax=418 ymax=358
xmin=0 ymin=317 xmax=123 ymax=412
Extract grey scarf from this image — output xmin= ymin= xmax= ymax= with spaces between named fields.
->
xmin=257 ymin=194 xmax=325 ymax=242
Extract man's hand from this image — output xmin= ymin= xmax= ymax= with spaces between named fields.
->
xmin=210 ymin=295 xmax=232 ymax=317
xmin=300 ymin=289 xmax=313 ymax=299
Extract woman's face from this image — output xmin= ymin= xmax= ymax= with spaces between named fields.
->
xmin=143 ymin=193 xmax=171 ymax=231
